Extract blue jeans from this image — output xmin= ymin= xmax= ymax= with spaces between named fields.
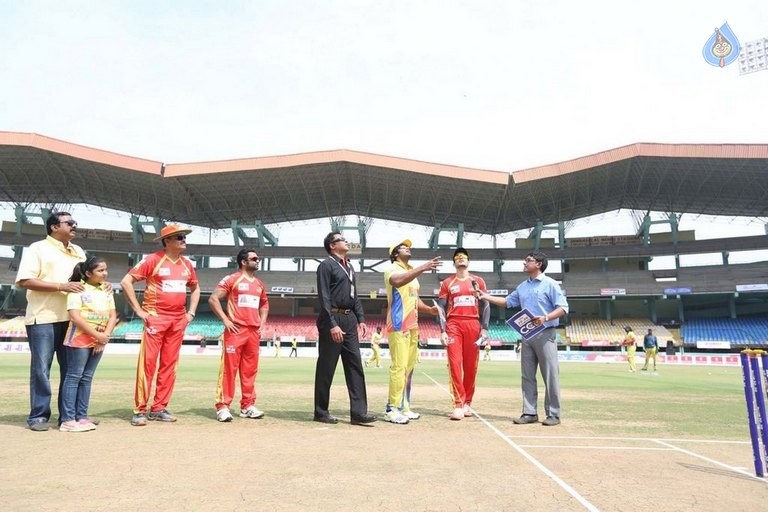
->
xmin=61 ymin=346 xmax=103 ymax=422
xmin=26 ymin=321 xmax=69 ymax=426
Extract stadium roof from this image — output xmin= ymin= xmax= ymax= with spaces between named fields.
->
xmin=1 ymin=131 xmax=767 ymax=235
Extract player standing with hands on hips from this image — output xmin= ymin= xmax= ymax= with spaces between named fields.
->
xmin=478 ymin=251 xmax=568 ymax=426
xmin=208 ymin=248 xmax=269 ymax=422
xmin=121 ymin=224 xmax=200 ymax=427
xmin=436 ymin=248 xmax=490 ymax=421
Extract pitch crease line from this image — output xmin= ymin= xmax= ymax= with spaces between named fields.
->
xmin=517 ymin=445 xmax=674 ymax=451
xmin=423 ymin=371 xmax=600 ymax=512
xmin=652 ymin=439 xmax=768 ymax=483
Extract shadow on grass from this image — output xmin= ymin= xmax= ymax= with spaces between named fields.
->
xmin=0 ymin=414 xmax=30 ymax=427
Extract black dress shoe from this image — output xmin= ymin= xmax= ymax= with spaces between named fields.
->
xmin=512 ymin=414 xmax=539 ymax=424
xmin=350 ymin=414 xmax=377 ymax=425
xmin=313 ymin=415 xmax=338 ymax=424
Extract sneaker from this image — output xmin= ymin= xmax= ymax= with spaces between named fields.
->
xmin=463 ymin=404 xmax=473 ymax=417
xmin=29 ymin=420 xmax=50 ymax=432
xmin=148 ymin=409 xmax=177 ymax=422
xmin=403 ymin=410 xmax=421 ymax=420
xmin=130 ymin=413 xmax=147 ymax=426
xmin=450 ymin=407 xmax=464 ymax=421
xmin=59 ymin=420 xmax=96 ymax=432
xmin=382 ymin=409 xmax=409 ymax=424
xmin=217 ymin=408 xmax=233 ymax=422
xmin=239 ymin=405 xmax=265 ymax=419
xmin=81 ymin=417 xmax=100 ymax=426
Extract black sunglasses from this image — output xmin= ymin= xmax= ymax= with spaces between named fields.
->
xmin=173 ymin=235 xmax=187 ymax=241
xmin=331 ymin=238 xmax=347 ymax=244
xmin=248 ymin=256 xmax=260 ymax=262
xmin=58 ymin=220 xmax=77 ymax=227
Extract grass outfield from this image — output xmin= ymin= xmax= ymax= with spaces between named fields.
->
xmin=0 ymin=353 xmax=749 ymax=439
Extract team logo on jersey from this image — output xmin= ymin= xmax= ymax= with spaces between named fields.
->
xmin=238 ymin=283 xmax=250 ymax=291
xmin=158 ymin=267 xmax=171 ymax=276
xmin=161 ymin=280 xmax=188 ymax=293
xmin=238 ymin=295 xmax=260 ymax=309
xmin=80 ymin=293 xmax=93 ymax=304
xmin=453 ymin=295 xmax=476 ymax=307
xmin=450 ymin=285 xmax=460 ymax=294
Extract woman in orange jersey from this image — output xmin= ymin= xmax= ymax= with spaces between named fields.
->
xmin=60 ymin=256 xmax=117 ymax=432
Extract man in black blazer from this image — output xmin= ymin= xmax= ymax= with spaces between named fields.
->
xmin=313 ymin=231 xmax=376 ymax=426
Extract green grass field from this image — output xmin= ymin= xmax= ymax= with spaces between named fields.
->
xmin=0 ymin=353 xmax=750 ymax=440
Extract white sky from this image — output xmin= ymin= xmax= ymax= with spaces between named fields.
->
xmin=2 ymin=1 xmax=767 ymax=269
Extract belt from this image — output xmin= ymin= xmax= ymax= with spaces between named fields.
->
xmin=331 ymin=307 xmax=353 ymax=314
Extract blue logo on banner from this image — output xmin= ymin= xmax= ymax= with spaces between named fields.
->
xmin=664 ymin=287 xmax=692 ymax=295
xmin=702 ymin=22 xmax=740 ymax=68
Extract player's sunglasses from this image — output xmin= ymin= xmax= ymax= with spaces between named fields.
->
xmin=58 ymin=220 xmax=77 ymax=228
xmin=173 ymin=235 xmax=187 ymax=241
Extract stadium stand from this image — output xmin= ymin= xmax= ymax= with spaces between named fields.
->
xmin=487 ymin=324 xmax=522 ymax=344
xmin=0 ymin=315 xmax=26 ymax=338
xmin=2 ymin=135 xmax=767 ymax=354
xmin=681 ymin=317 xmax=768 ymax=347
xmin=566 ymin=319 xmax=673 ymax=346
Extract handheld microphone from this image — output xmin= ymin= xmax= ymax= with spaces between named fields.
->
xmin=471 ymin=279 xmax=486 ymax=347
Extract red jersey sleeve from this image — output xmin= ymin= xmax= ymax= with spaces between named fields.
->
xmin=438 ymin=278 xmax=451 ymax=300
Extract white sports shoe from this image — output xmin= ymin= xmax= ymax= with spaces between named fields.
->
xmin=239 ymin=405 xmax=265 ymax=419
xmin=383 ymin=408 xmax=410 ymax=424
xmin=216 ymin=408 xmax=233 ymax=422
xmin=403 ymin=410 xmax=421 ymax=420
xmin=450 ymin=407 xmax=464 ymax=421
xmin=463 ymin=404 xmax=473 ymax=417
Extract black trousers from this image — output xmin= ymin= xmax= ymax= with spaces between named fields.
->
xmin=314 ymin=312 xmax=368 ymax=418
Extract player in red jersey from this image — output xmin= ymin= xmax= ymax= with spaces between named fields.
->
xmin=208 ymin=248 xmax=270 ymax=422
xmin=437 ymin=248 xmax=490 ymax=421
xmin=121 ymin=224 xmax=201 ymax=426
